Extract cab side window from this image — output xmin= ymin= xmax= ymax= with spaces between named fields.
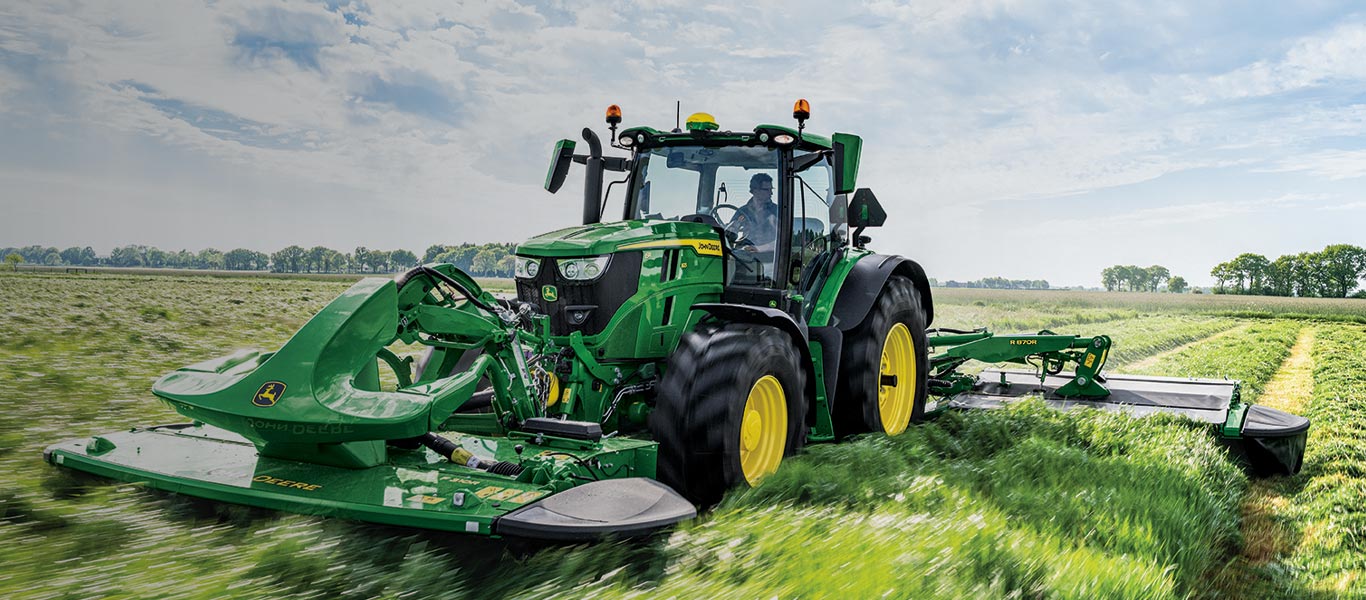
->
xmin=790 ymin=154 xmax=842 ymax=290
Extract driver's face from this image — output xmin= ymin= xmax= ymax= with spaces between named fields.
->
xmin=752 ymin=183 xmax=773 ymax=202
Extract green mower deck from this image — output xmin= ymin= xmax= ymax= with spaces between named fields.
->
xmin=45 ymin=423 xmax=694 ymax=540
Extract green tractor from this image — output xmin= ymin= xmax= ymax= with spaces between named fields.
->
xmin=45 ymin=101 xmax=1308 ymax=541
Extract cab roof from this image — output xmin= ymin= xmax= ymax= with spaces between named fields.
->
xmin=618 ymin=124 xmax=833 ymax=152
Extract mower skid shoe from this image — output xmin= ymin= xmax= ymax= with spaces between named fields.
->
xmin=494 ymin=478 xmax=695 ymax=541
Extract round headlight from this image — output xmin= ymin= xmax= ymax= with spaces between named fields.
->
xmin=759 ymin=132 xmax=770 ymax=142
xmin=584 ymin=263 xmax=600 ymax=278
xmin=563 ymin=261 xmax=579 ymax=278
xmin=525 ymin=259 xmax=539 ymax=278
xmin=619 ymin=134 xmax=634 ymax=147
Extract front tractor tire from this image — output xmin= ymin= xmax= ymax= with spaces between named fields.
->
xmin=651 ymin=323 xmax=807 ymax=506
xmin=836 ymin=275 xmax=929 ymax=438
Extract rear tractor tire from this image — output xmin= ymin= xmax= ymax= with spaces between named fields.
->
xmin=835 ymin=275 xmax=929 ymax=438
xmin=650 ymin=323 xmax=807 ymax=506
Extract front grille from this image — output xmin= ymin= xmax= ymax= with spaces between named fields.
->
xmin=515 ymin=252 xmax=642 ymax=336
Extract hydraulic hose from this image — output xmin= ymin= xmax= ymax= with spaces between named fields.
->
xmin=418 ymin=266 xmax=501 ymax=316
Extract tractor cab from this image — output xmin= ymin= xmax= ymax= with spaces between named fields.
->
xmin=542 ymin=101 xmax=877 ymax=322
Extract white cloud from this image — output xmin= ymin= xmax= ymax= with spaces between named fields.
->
xmin=1261 ymin=149 xmax=1366 ymax=180
xmin=1189 ymin=22 xmax=1366 ymax=102
xmin=1 ymin=0 xmax=1363 ymax=286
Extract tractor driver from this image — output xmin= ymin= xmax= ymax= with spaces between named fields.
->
xmin=728 ymin=173 xmax=779 ymax=260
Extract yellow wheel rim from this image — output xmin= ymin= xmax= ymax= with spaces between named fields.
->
xmin=878 ymin=322 xmax=916 ymax=435
xmin=740 ymin=374 xmax=787 ymax=486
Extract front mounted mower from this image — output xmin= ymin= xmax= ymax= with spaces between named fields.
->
xmin=45 ymin=101 xmax=1307 ymax=541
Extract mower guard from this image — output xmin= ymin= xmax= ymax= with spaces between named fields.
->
xmin=948 ymin=370 xmax=1309 ymax=475
xmin=44 ymin=423 xmax=695 ymax=541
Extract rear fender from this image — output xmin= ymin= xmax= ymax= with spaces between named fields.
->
xmin=830 ymin=254 xmax=933 ymax=331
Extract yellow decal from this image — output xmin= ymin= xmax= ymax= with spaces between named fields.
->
xmin=489 ymin=488 xmax=522 ymax=501
xmin=1084 ymin=353 xmax=1096 ymax=368
xmin=252 ymin=381 xmax=287 ymax=407
xmin=1009 ymin=339 xmax=1038 ymax=346
xmin=409 ymin=495 xmax=445 ymax=505
xmin=509 ymin=490 xmax=548 ymax=505
xmin=619 ymin=238 xmax=724 ymax=257
xmin=252 ymin=474 xmax=322 ymax=491
xmin=474 ymin=486 xmax=504 ymax=498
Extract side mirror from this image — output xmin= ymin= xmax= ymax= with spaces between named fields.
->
xmin=848 ymin=188 xmax=886 ymax=228
xmin=544 ymin=139 xmax=576 ymax=193
xmin=831 ymin=132 xmax=862 ymax=195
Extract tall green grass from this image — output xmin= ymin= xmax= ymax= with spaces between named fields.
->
xmin=1278 ymin=324 xmax=1366 ymax=596
xmin=1125 ymin=320 xmax=1303 ymax=401
xmin=934 ymin=288 xmax=1366 ymax=324
xmin=506 ymin=404 xmax=1243 ymax=599
xmin=3 ymin=272 xmax=1358 ymax=599
xmin=1099 ymin=316 xmax=1239 ymax=368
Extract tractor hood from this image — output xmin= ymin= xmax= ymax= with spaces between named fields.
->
xmin=516 ymin=219 xmax=720 ymax=257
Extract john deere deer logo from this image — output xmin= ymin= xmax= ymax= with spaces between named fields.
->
xmin=252 ymin=381 xmax=286 ymax=407
xmin=541 ymin=285 xmax=558 ymax=302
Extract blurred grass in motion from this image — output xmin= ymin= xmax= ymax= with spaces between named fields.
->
xmin=2 ymin=271 xmax=1361 ymax=599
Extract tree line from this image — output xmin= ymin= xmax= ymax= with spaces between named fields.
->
xmin=1 ymin=242 xmax=520 ymax=278
xmin=1100 ymin=265 xmax=1187 ymax=293
xmin=930 ymin=277 xmax=1051 ymax=290
xmin=1210 ymin=244 xmax=1366 ymax=298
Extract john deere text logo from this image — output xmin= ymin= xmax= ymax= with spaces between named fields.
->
xmin=252 ymin=381 xmax=287 ymax=407
xmin=541 ymin=285 xmax=558 ymax=302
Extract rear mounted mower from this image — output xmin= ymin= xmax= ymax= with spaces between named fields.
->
xmin=45 ymin=102 xmax=1308 ymax=540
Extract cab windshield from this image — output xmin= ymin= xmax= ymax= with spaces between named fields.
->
xmin=631 ymin=145 xmax=778 ymax=223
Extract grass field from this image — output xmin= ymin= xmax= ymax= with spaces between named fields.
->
xmin=1 ymin=271 xmax=1363 ymax=599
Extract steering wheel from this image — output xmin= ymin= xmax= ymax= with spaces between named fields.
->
xmin=709 ymin=204 xmax=741 ymax=228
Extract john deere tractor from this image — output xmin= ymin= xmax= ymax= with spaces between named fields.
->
xmin=528 ymin=101 xmax=934 ymax=506
xmin=45 ymin=100 xmax=1306 ymax=541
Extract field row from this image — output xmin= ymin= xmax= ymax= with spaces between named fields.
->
xmin=934 ymin=288 xmax=1366 ymax=324
xmin=1282 ymin=325 xmax=1366 ymax=595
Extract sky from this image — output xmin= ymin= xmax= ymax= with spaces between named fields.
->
xmin=1 ymin=1 xmax=1363 ymax=287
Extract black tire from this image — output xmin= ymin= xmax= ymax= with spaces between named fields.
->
xmin=834 ymin=275 xmax=928 ymax=438
xmin=650 ymin=323 xmax=807 ymax=506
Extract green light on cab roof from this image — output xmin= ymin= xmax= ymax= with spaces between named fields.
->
xmin=685 ymin=112 xmax=718 ymax=131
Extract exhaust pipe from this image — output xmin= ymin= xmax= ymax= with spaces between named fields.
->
xmin=581 ymin=128 xmax=603 ymax=225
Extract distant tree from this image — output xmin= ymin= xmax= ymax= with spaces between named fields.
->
xmin=436 ymin=245 xmax=480 ymax=272
xmin=389 ymin=249 xmax=418 ymax=270
xmin=353 ymin=247 xmax=371 ymax=273
xmin=146 ymin=247 xmax=168 ymax=268
xmin=1210 ymin=261 xmax=1233 ymax=294
xmin=166 ymin=249 xmax=194 ymax=269
xmin=110 ymin=245 xmax=147 ymax=267
xmin=471 ymin=248 xmax=501 ymax=275
xmin=495 ymin=254 xmax=516 ymax=277
xmin=1167 ymin=276 xmax=1188 ymax=294
xmin=60 ymin=247 xmax=84 ymax=265
xmin=4 ymin=252 xmax=20 ymax=270
xmin=1101 ymin=267 xmax=1119 ymax=291
xmin=272 ymin=245 xmax=307 ymax=273
xmin=423 ymin=245 xmax=449 ymax=263
xmin=1318 ymin=244 xmax=1366 ymax=298
xmin=1145 ymin=265 xmax=1169 ymax=292
xmin=365 ymin=250 xmax=390 ymax=273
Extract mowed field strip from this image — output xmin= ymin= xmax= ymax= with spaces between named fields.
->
xmin=1 ymin=271 xmax=1364 ymax=599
